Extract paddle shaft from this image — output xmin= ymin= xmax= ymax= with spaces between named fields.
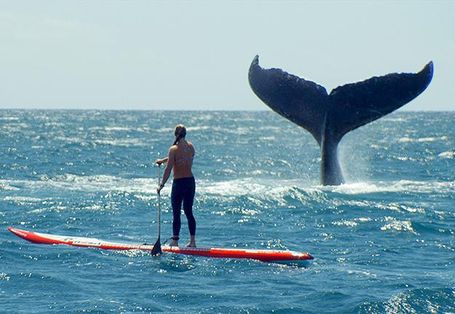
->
xmin=157 ymin=164 xmax=161 ymax=239
xmin=151 ymin=164 xmax=162 ymax=256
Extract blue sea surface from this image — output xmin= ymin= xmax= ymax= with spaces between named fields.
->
xmin=1 ymin=110 xmax=454 ymax=313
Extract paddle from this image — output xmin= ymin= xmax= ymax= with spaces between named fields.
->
xmin=151 ymin=164 xmax=162 ymax=256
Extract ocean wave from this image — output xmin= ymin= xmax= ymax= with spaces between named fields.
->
xmin=0 ymin=174 xmax=451 ymax=234
xmin=378 ymin=288 xmax=455 ymax=314
xmin=197 ymin=178 xmax=323 ymax=207
xmin=2 ymin=176 xmax=453 ymax=204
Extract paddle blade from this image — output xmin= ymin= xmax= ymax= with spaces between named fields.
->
xmin=151 ymin=237 xmax=162 ymax=256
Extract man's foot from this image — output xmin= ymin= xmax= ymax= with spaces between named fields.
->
xmin=187 ymin=236 xmax=196 ymax=247
xmin=169 ymin=239 xmax=179 ymax=247
xmin=186 ymin=241 xmax=196 ymax=248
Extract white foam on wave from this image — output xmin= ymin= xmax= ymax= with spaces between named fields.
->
xmin=384 ymin=292 xmax=415 ymax=313
xmin=44 ymin=122 xmax=64 ymax=127
xmin=93 ymin=138 xmax=146 ymax=147
xmin=186 ymin=126 xmax=211 ymax=132
xmin=215 ymin=207 xmax=260 ymax=217
xmin=200 ymin=178 xmax=271 ymax=196
xmin=1 ymin=122 xmax=28 ymax=129
xmin=54 ymin=135 xmax=148 ymax=147
xmin=3 ymin=196 xmax=43 ymax=203
xmin=54 ymin=136 xmax=81 ymax=144
xmin=332 ymin=220 xmax=359 ymax=228
xmin=88 ymin=126 xmax=153 ymax=133
xmin=26 ymin=198 xmax=121 ymax=214
xmin=346 ymin=269 xmax=378 ymax=278
xmin=156 ymin=127 xmax=174 ymax=134
xmin=398 ymin=136 xmax=448 ymax=143
xmin=438 ymin=151 xmax=455 ymax=159
xmin=112 ymin=250 xmax=147 ymax=258
xmin=394 ymin=156 xmax=418 ymax=162
xmin=0 ymin=273 xmax=10 ymax=281
xmin=0 ymin=181 xmax=20 ymax=191
xmin=378 ymin=203 xmax=426 ymax=214
xmin=391 ymin=180 xmax=455 ymax=194
xmin=335 ymin=198 xmax=426 ymax=215
xmin=0 ymin=116 xmax=19 ymax=121
xmin=28 ymin=204 xmax=69 ymax=214
xmin=382 ymin=116 xmax=408 ymax=122
xmin=380 ymin=217 xmax=416 ymax=234
xmin=104 ymin=126 xmax=133 ymax=132
xmin=332 ymin=217 xmax=373 ymax=228
xmin=330 ymin=182 xmax=384 ymax=194
xmin=3 ymin=174 xmax=156 ymax=197
xmin=327 ymin=180 xmax=455 ymax=195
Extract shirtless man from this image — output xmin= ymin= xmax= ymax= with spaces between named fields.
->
xmin=156 ymin=124 xmax=196 ymax=247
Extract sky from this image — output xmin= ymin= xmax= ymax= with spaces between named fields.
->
xmin=0 ymin=0 xmax=454 ymax=111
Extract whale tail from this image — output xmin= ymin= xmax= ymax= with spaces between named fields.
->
xmin=248 ymin=56 xmax=433 ymax=185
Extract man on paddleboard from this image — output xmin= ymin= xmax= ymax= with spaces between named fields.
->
xmin=156 ymin=124 xmax=197 ymax=247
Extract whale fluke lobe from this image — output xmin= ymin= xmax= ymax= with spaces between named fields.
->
xmin=248 ymin=55 xmax=433 ymax=185
xmin=328 ymin=61 xmax=434 ymax=138
xmin=248 ymin=56 xmax=329 ymax=145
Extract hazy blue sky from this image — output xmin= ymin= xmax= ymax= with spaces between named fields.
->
xmin=1 ymin=1 xmax=454 ymax=110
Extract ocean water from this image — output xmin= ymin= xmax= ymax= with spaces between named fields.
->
xmin=1 ymin=110 xmax=454 ymax=313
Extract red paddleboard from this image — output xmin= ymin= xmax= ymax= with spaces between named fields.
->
xmin=8 ymin=227 xmax=313 ymax=265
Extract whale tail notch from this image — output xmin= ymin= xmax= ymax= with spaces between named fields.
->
xmin=248 ymin=55 xmax=433 ymax=185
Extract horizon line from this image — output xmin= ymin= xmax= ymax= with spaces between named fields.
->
xmin=0 ymin=107 xmax=453 ymax=112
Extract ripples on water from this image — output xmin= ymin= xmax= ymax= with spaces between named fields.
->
xmin=1 ymin=110 xmax=454 ymax=313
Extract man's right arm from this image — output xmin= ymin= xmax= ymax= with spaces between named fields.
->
xmin=155 ymin=157 xmax=169 ymax=165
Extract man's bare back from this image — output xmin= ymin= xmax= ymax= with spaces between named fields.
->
xmin=169 ymin=140 xmax=195 ymax=179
